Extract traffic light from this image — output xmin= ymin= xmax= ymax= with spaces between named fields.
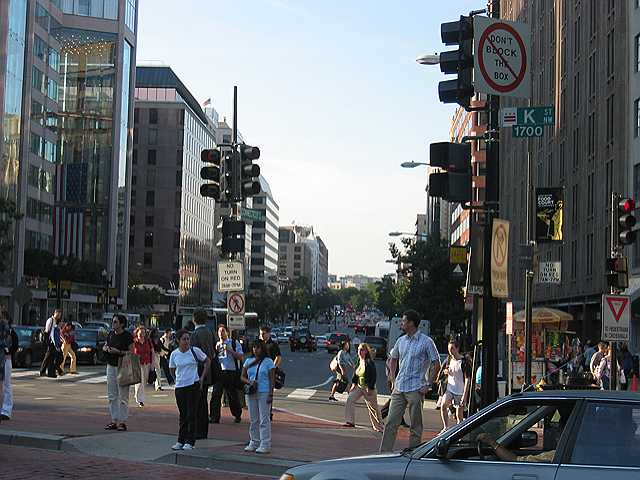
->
xmin=617 ymin=197 xmax=637 ymax=245
xmin=606 ymin=257 xmax=629 ymax=289
xmin=438 ymin=16 xmax=474 ymax=108
xmin=428 ymin=142 xmax=472 ymax=203
xmin=200 ymin=149 xmax=222 ymax=200
xmin=239 ymin=144 xmax=261 ymax=198
xmin=223 ymin=149 xmax=237 ymax=201
xmin=217 ymin=218 xmax=245 ymax=256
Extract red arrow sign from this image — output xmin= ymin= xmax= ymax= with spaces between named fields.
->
xmin=606 ymin=296 xmax=629 ymax=322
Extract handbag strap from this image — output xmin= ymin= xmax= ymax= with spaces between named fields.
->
xmin=191 ymin=347 xmax=204 ymax=364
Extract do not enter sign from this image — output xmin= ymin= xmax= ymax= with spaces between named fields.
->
xmin=474 ymin=16 xmax=531 ymax=98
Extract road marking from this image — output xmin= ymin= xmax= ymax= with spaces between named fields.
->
xmin=303 ymin=375 xmax=334 ymax=389
xmin=34 ymin=397 xmax=54 ymax=400
xmin=97 ymin=395 xmax=108 ymax=399
xmin=78 ymin=375 xmax=107 ymax=384
xmin=287 ymin=388 xmax=316 ymax=400
xmin=152 ymin=394 xmax=169 ymax=398
xmin=58 ymin=371 xmax=95 ymax=380
xmin=12 ymin=371 xmax=39 ymax=378
xmin=273 ymin=407 xmax=346 ymax=426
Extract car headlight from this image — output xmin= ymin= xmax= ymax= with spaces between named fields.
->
xmin=279 ymin=474 xmax=295 ymax=480
xmin=79 ymin=347 xmax=92 ymax=352
xmin=17 ymin=347 xmax=23 ymax=353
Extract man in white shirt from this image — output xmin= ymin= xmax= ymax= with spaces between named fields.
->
xmin=39 ymin=309 xmax=62 ymax=378
xmin=210 ymin=325 xmax=244 ymax=423
xmin=380 ymin=310 xmax=440 ymax=452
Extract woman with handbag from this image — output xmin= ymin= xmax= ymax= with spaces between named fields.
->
xmin=344 ymin=343 xmax=383 ymax=432
xmin=102 ymin=314 xmax=134 ymax=432
xmin=169 ymin=329 xmax=211 ymax=451
xmin=328 ymin=340 xmax=352 ymax=402
xmin=132 ymin=326 xmax=153 ymax=407
xmin=241 ymin=339 xmax=276 ymax=454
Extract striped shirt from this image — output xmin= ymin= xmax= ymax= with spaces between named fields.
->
xmin=391 ymin=332 xmax=440 ymax=393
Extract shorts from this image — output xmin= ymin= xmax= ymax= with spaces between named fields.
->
xmin=444 ymin=390 xmax=463 ymax=408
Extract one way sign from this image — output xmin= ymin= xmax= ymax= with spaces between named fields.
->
xmin=601 ymin=294 xmax=630 ymax=342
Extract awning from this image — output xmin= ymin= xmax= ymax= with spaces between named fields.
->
xmin=514 ymin=307 xmax=573 ymax=325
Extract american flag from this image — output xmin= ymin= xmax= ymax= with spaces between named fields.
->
xmin=53 ymin=163 xmax=87 ymax=259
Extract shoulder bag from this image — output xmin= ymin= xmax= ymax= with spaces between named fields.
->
xmin=117 ymin=352 xmax=141 ymax=387
xmin=244 ymin=359 xmax=264 ymax=395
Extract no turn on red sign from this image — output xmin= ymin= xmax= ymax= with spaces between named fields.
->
xmin=474 ymin=16 xmax=531 ymax=98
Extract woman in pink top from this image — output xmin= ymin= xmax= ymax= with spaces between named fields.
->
xmin=133 ymin=326 xmax=153 ymax=407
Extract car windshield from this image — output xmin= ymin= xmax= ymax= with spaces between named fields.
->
xmin=75 ymin=330 xmax=98 ymax=341
xmin=15 ymin=328 xmax=33 ymax=340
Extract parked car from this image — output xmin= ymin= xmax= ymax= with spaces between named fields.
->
xmin=363 ymin=336 xmax=387 ymax=359
xmin=316 ymin=335 xmax=328 ymax=349
xmin=281 ymin=390 xmax=640 ymax=480
xmin=84 ymin=321 xmax=110 ymax=332
xmin=75 ymin=328 xmax=108 ymax=365
xmin=13 ymin=326 xmax=46 ymax=368
xmin=289 ymin=328 xmax=316 ymax=352
xmin=326 ymin=333 xmax=350 ymax=354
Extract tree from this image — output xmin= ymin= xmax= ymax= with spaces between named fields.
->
xmin=0 ymin=198 xmax=22 ymax=274
xmin=127 ymin=285 xmax=164 ymax=310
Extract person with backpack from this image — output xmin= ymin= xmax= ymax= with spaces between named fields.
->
xmin=169 ymin=329 xmax=211 ymax=450
xmin=241 ymin=339 xmax=276 ymax=454
xmin=210 ymin=324 xmax=244 ymax=424
xmin=328 ymin=340 xmax=352 ymax=402
xmin=439 ymin=337 xmax=471 ymax=431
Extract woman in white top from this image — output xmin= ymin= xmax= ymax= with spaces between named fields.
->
xmin=241 ymin=339 xmax=276 ymax=454
xmin=439 ymin=337 xmax=470 ymax=431
xmin=169 ymin=329 xmax=211 ymax=451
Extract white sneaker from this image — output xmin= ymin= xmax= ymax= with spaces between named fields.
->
xmin=182 ymin=443 xmax=194 ymax=450
xmin=244 ymin=444 xmax=258 ymax=452
xmin=255 ymin=446 xmax=271 ymax=454
xmin=171 ymin=442 xmax=183 ymax=450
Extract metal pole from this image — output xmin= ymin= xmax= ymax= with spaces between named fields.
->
xmin=524 ymin=99 xmax=534 ymax=388
xmin=609 ymin=191 xmax=618 ymax=390
xmin=479 ymin=0 xmax=500 ymax=408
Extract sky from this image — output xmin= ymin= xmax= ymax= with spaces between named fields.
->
xmin=137 ymin=0 xmax=480 ymax=278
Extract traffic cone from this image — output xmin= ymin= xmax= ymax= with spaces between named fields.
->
xmin=632 ymin=375 xmax=638 ymax=392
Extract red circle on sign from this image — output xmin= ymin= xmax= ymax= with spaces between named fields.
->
xmin=478 ymin=21 xmax=527 ymax=93
xmin=228 ymin=293 xmax=245 ymax=314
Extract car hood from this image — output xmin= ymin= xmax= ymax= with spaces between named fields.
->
xmin=76 ymin=341 xmax=97 ymax=348
xmin=286 ymin=453 xmax=409 ymax=480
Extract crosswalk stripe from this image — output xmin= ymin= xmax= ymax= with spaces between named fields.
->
xmin=287 ymin=388 xmax=316 ymax=400
xmin=281 ymin=389 xmax=431 ymax=409
xmin=78 ymin=375 xmax=107 ymax=384
xmin=12 ymin=370 xmax=39 ymax=378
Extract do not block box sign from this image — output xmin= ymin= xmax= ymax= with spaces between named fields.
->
xmin=601 ymin=294 xmax=630 ymax=342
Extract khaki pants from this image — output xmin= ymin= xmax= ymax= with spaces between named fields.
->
xmin=59 ymin=341 xmax=77 ymax=373
xmin=134 ymin=363 xmax=150 ymax=404
xmin=106 ymin=364 xmax=130 ymax=423
xmin=345 ymin=386 xmax=383 ymax=431
xmin=379 ymin=390 xmax=424 ymax=452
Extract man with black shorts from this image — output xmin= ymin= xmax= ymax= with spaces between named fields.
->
xmin=259 ymin=325 xmax=281 ymax=420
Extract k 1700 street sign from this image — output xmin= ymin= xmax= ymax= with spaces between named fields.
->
xmin=474 ymin=16 xmax=531 ymax=98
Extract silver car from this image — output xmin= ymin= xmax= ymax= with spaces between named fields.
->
xmin=280 ymin=390 xmax=640 ymax=480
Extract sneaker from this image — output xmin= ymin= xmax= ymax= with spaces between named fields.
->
xmin=182 ymin=443 xmax=194 ymax=450
xmin=171 ymin=442 xmax=184 ymax=450
xmin=104 ymin=423 xmax=118 ymax=430
xmin=328 ymin=396 xmax=338 ymax=402
xmin=343 ymin=422 xmax=355 ymax=428
xmin=234 ymin=416 xmax=241 ymax=424
xmin=117 ymin=423 xmax=127 ymax=431
xmin=0 ymin=415 xmax=10 ymax=420
xmin=244 ymin=444 xmax=258 ymax=452
xmin=255 ymin=446 xmax=271 ymax=454
xmin=137 ymin=402 xmax=144 ymax=407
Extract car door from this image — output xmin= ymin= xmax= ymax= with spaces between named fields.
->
xmin=403 ymin=398 xmax=578 ymax=480
xmin=555 ymin=400 xmax=640 ymax=480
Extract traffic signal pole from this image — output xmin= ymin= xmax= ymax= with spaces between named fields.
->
xmin=524 ymin=97 xmax=534 ymax=389
xmin=480 ymin=0 xmax=500 ymax=408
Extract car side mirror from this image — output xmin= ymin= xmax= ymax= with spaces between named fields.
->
xmin=516 ymin=431 xmax=538 ymax=449
xmin=434 ymin=438 xmax=450 ymax=459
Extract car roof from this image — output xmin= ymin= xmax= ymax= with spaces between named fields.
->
xmin=509 ymin=389 xmax=640 ymax=402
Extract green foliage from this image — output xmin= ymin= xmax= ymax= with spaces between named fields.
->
xmin=23 ymin=249 xmax=104 ymax=284
xmin=127 ymin=285 xmax=164 ymax=310
xmin=0 ymin=198 xmax=22 ymax=274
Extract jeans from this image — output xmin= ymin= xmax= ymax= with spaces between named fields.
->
xmin=175 ymin=383 xmax=199 ymax=446
xmin=134 ymin=363 xmax=150 ymax=404
xmin=380 ymin=390 xmax=424 ymax=452
xmin=1 ymin=357 xmax=12 ymax=417
xmin=246 ymin=392 xmax=271 ymax=449
xmin=106 ymin=364 xmax=130 ymax=423
xmin=345 ymin=386 xmax=383 ymax=431
xmin=210 ymin=370 xmax=242 ymax=421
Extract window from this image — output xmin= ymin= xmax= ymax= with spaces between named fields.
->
xmin=176 ymin=170 xmax=182 ymax=187
xmin=636 ymin=34 xmax=640 ymax=72
xmin=572 ymin=128 xmax=580 ymax=170
xmin=146 ymin=169 xmax=155 ymax=188
xmin=47 ymin=78 xmax=58 ymax=101
xmin=33 ymin=35 xmax=47 ymax=61
xmin=635 ymin=98 xmax=640 ymax=138
xmin=294 ymin=262 xmax=301 ymax=269
xmin=144 ymin=232 xmax=153 ymax=248
xmin=125 ymin=0 xmax=136 ymax=31
xmin=177 ymin=109 xmax=184 ymax=126
xmin=146 ymin=191 xmax=155 ymax=207
xmin=143 ymin=252 xmax=152 ymax=268
xmin=294 ymin=254 xmax=301 ymax=260
xmin=148 ymin=129 xmax=157 ymax=145
xmin=31 ymin=99 xmax=44 ymax=125
xmin=586 ymin=233 xmax=593 ymax=276
xmin=129 ymin=235 xmax=134 ymax=247
xmin=134 ymin=108 xmax=139 ymax=124
xmin=606 ymin=95 xmax=615 ymax=144
xmin=149 ymin=108 xmax=158 ymax=124
xmin=588 ymin=52 xmax=596 ymax=96
xmin=147 ymin=149 xmax=156 ymax=165
xmin=32 ymin=66 xmax=45 ymax=92
xmin=607 ymin=29 xmax=615 ymax=78
xmin=176 ymin=149 xmax=183 ymax=166
xmin=132 ymin=149 xmax=138 ymax=164
xmin=48 ymin=47 xmax=60 ymax=72
xmin=145 ymin=215 xmax=154 ymax=227
xmin=130 ymin=214 xmax=135 ymax=226
xmin=569 ymin=402 xmax=640 ymax=467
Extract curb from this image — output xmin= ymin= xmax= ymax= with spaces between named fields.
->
xmin=0 ymin=429 xmax=64 ymax=450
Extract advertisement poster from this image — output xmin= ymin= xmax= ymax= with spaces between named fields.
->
xmin=535 ymin=188 xmax=563 ymax=243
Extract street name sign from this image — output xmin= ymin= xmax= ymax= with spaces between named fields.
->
xmin=537 ymin=261 xmax=561 ymax=284
xmin=491 ymin=219 xmax=510 ymax=298
xmin=601 ymin=294 xmax=630 ymax=342
xmin=512 ymin=125 xmax=543 ymax=137
xmin=501 ymin=106 xmax=555 ymax=127
xmin=227 ymin=291 xmax=246 ymax=315
xmin=241 ymin=207 xmax=266 ymax=223
xmin=474 ymin=16 xmax=531 ymax=98
xmin=218 ymin=260 xmax=244 ymax=292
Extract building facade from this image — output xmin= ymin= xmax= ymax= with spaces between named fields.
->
xmin=249 ymin=176 xmax=279 ymax=294
xmin=130 ymin=65 xmax=217 ymax=306
xmin=499 ymin=0 xmax=630 ymax=343
xmin=0 ymin=0 xmax=138 ymax=324
xmin=278 ymin=225 xmax=325 ymax=294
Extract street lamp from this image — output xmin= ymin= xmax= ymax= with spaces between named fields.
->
xmin=415 ymin=53 xmax=440 ymax=65
xmin=401 ymin=161 xmax=430 ymax=168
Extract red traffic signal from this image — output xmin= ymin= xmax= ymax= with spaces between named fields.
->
xmin=618 ymin=197 xmax=637 ymax=244
xmin=201 ymin=149 xmax=221 ymax=164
